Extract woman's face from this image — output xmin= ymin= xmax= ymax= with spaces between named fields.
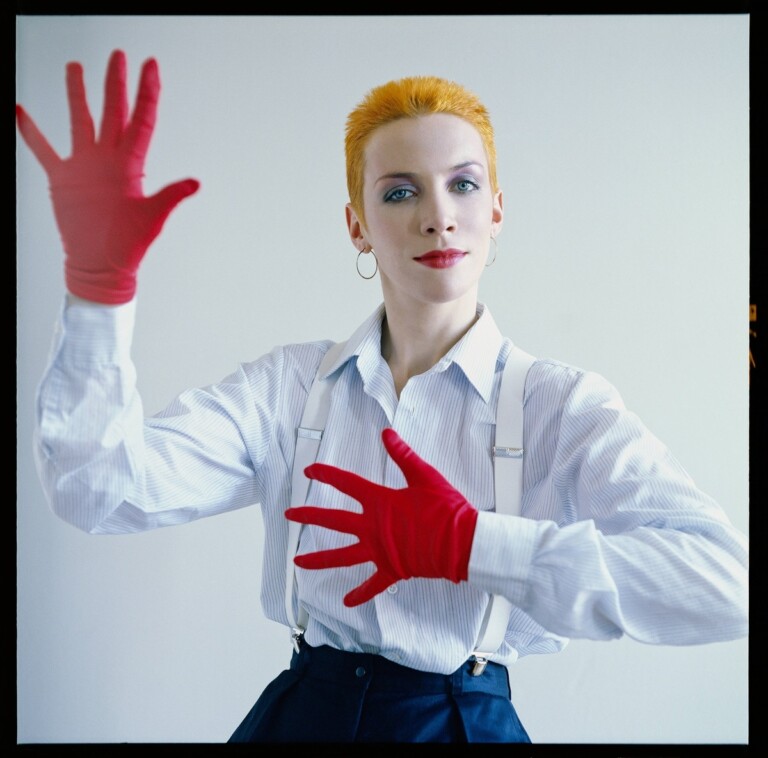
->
xmin=347 ymin=113 xmax=503 ymax=312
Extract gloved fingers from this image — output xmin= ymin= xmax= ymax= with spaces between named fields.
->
xmin=305 ymin=462 xmax=386 ymax=504
xmin=99 ymin=50 xmax=130 ymax=148
xmin=125 ymin=57 xmax=160 ymax=166
xmin=15 ymin=105 xmax=61 ymax=175
xmin=294 ymin=541 xmax=369 ymax=570
xmin=65 ymin=61 xmax=95 ymax=154
xmin=285 ymin=505 xmax=362 ymax=536
xmin=381 ymin=427 xmax=448 ymax=489
xmin=344 ymin=571 xmax=397 ymax=607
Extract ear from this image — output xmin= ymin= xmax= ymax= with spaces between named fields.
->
xmin=491 ymin=189 xmax=504 ymax=239
xmin=346 ymin=203 xmax=369 ymax=251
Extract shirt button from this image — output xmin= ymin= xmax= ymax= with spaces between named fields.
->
xmin=387 ymin=584 xmax=398 ymax=594
xmin=355 ymin=666 xmax=366 ymax=678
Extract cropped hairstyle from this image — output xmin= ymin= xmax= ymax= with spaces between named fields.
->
xmin=345 ymin=76 xmax=498 ymax=228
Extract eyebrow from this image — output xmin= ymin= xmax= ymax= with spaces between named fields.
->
xmin=374 ymin=161 xmax=485 ymax=185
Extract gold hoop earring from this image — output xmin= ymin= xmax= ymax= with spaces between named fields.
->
xmin=486 ymin=237 xmax=498 ymax=267
xmin=356 ymin=248 xmax=378 ymax=280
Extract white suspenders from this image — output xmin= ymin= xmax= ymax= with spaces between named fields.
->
xmin=285 ymin=341 xmax=346 ymax=652
xmin=285 ymin=341 xmax=536 ymax=674
xmin=471 ymin=345 xmax=536 ymax=673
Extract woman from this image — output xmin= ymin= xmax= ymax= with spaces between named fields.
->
xmin=16 ymin=50 xmax=748 ymax=743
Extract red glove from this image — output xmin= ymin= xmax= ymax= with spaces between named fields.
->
xmin=285 ymin=428 xmax=479 ymax=607
xmin=16 ymin=49 xmax=199 ymax=304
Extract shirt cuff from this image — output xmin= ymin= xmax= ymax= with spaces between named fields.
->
xmin=58 ymin=296 xmax=137 ymax=365
xmin=468 ymin=510 xmax=543 ymax=606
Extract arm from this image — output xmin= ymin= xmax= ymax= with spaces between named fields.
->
xmin=33 ymin=298 xmax=282 ymax=534
xmin=470 ymin=367 xmax=748 ymax=644
xmin=22 ymin=51 xmax=262 ymax=533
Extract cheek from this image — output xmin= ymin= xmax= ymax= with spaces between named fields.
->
xmin=365 ymin=208 xmax=409 ymax=245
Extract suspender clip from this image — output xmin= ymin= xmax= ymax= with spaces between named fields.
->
xmin=470 ymin=655 xmax=489 ymax=676
xmin=290 ymin=627 xmax=305 ymax=653
xmin=492 ymin=445 xmax=524 ymax=459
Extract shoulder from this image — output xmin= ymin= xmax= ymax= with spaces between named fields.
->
xmin=239 ymin=338 xmax=338 ymax=394
xmin=527 ymin=355 xmax=603 ymax=395
xmin=523 ymin=355 xmax=628 ymax=422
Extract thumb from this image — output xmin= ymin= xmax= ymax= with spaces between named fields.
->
xmin=146 ymin=178 xmax=200 ymax=222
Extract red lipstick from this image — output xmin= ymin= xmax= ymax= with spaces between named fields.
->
xmin=414 ymin=249 xmax=467 ymax=269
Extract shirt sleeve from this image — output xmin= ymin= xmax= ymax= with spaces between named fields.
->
xmin=468 ymin=363 xmax=749 ymax=645
xmin=33 ymin=298 xmax=279 ymax=535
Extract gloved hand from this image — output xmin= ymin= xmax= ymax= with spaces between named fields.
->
xmin=15 ymin=49 xmax=200 ymax=304
xmin=285 ymin=428 xmax=479 ymax=607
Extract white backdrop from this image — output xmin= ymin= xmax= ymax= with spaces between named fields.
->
xmin=16 ymin=15 xmax=749 ymax=745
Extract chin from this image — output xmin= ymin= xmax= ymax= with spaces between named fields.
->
xmin=417 ymin=284 xmax=481 ymax=308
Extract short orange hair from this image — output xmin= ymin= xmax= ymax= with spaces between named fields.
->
xmin=345 ymin=76 xmax=498 ymax=228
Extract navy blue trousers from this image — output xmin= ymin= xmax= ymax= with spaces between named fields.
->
xmin=228 ymin=642 xmax=531 ymax=743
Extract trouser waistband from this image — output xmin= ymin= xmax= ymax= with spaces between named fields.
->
xmin=290 ymin=642 xmax=511 ymax=698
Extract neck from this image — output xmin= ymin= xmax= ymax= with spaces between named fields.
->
xmin=380 ymin=289 xmax=479 ymax=397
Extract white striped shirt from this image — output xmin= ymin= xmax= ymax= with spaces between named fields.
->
xmin=34 ymin=300 xmax=748 ymax=674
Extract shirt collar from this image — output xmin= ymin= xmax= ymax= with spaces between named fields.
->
xmin=442 ymin=303 xmax=504 ymax=403
xmin=319 ymin=302 xmax=504 ymax=404
xmin=318 ymin=303 xmax=385 ymax=381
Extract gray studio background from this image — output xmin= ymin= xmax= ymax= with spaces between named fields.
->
xmin=16 ymin=15 xmax=749 ymax=744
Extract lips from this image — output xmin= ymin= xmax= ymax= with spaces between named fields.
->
xmin=414 ymin=249 xmax=467 ymax=269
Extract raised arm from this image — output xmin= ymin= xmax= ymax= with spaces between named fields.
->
xmin=21 ymin=52 xmax=224 ymax=535
xmin=16 ymin=49 xmax=199 ymax=304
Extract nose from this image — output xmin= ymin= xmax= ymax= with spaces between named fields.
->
xmin=420 ymin=192 xmax=456 ymax=236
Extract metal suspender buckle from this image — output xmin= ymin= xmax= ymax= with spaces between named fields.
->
xmin=492 ymin=445 xmax=524 ymax=459
xmin=290 ymin=627 xmax=305 ymax=653
xmin=470 ymin=655 xmax=489 ymax=676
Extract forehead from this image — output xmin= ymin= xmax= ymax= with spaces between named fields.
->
xmin=363 ymin=113 xmax=488 ymax=176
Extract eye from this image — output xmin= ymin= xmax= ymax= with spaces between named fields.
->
xmin=454 ymin=177 xmax=480 ymax=193
xmin=384 ymin=186 xmax=416 ymax=203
